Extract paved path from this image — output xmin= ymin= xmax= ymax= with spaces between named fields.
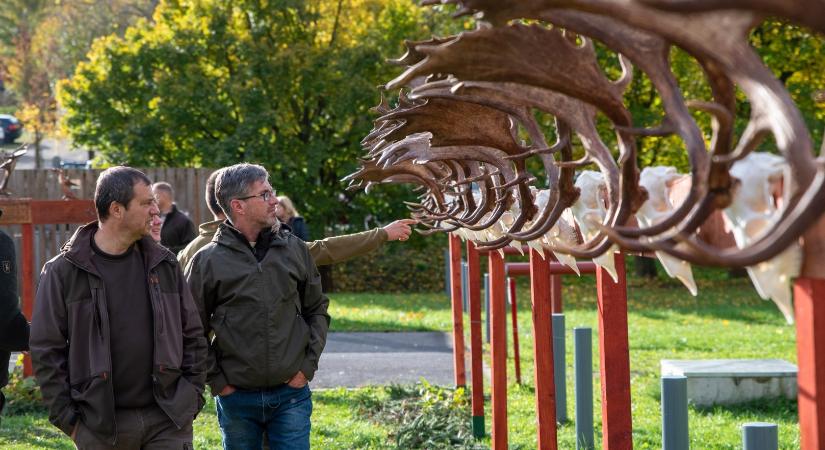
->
xmin=8 ymin=332 xmax=472 ymax=389
xmin=311 ymin=332 xmax=459 ymax=389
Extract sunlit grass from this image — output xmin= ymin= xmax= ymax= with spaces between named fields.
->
xmin=0 ymin=266 xmax=800 ymax=449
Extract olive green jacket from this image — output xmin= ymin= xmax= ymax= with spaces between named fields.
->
xmin=177 ymin=220 xmax=389 ymax=270
xmin=185 ymin=223 xmax=329 ymax=394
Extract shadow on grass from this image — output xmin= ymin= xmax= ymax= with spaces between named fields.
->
xmin=692 ymin=397 xmax=798 ymax=419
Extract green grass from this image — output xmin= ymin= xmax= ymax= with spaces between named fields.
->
xmin=0 ymin=266 xmax=800 ymax=449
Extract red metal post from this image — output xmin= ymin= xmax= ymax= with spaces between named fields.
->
xmin=596 ymin=252 xmax=633 ymax=450
xmin=508 ymin=277 xmax=522 ymax=384
xmin=448 ymin=234 xmax=467 ymax=387
xmin=489 ymin=251 xmax=508 ymax=449
xmin=529 ymin=249 xmax=559 ymax=450
xmin=795 ymin=277 xmax=825 ymax=450
xmin=21 ymin=223 xmax=34 ymax=377
xmin=466 ymin=241 xmax=486 ymax=437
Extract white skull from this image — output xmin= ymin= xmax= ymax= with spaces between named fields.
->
xmin=724 ymin=152 xmax=801 ymax=324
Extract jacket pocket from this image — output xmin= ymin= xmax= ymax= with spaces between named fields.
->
xmin=66 ymin=298 xmax=106 ymax=384
xmin=70 ymin=372 xmax=115 ymax=440
xmin=153 ymin=367 xmax=200 ymax=427
xmin=211 ymin=305 xmax=264 ymax=381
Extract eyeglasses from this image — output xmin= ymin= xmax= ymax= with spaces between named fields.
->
xmin=237 ymin=189 xmax=276 ymax=202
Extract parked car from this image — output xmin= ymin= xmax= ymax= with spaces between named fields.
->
xmin=0 ymin=114 xmax=23 ymax=143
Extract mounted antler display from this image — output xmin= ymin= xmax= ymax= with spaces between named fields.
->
xmin=347 ymin=0 xmax=825 ymax=321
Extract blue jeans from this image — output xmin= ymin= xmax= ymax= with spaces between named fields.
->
xmin=216 ymin=384 xmax=312 ymax=450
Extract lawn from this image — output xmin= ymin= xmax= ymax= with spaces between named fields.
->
xmin=0 ymin=264 xmax=800 ymax=449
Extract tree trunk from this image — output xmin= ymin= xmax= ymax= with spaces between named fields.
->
xmin=320 ymin=265 xmax=334 ymax=292
xmin=633 ymin=256 xmax=657 ymax=278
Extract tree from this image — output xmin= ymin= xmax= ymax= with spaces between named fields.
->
xmin=60 ymin=0 xmax=465 ymax=236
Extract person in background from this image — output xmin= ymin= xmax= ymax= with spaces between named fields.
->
xmin=150 ymin=214 xmax=163 ymax=243
xmin=177 ymin=170 xmax=415 ymax=271
xmin=0 ymin=210 xmax=30 ymax=424
xmin=152 ymin=181 xmax=197 ymax=253
xmin=274 ymin=195 xmax=308 ymax=241
xmin=30 ymin=167 xmax=207 ymax=449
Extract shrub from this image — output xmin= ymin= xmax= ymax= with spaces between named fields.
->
xmin=332 ymin=234 xmax=448 ymax=293
xmin=352 ymin=381 xmax=479 ymax=449
xmin=3 ymin=357 xmax=46 ymax=416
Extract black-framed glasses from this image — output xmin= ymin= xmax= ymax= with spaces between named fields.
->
xmin=237 ymin=189 xmax=275 ymax=202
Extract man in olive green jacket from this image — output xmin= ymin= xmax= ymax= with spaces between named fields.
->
xmin=177 ymin=169 xmax=415 ymax=270
xmin=186 ymin=164 xmax=338 ymax=450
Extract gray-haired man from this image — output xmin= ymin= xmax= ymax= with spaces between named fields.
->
xmin=185 ymin=163 xmax=329 ymax=450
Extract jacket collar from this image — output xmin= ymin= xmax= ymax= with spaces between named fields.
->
xmin=213 ymin=220 xmax=288 ymax=253
xmin=198 ymin=219 xmax=222 ymax=236
xmin=62 ymin=221 xmax=175 ymax=274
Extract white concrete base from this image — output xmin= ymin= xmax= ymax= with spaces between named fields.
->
xmin=660 ymin=359 xmax=797 ymax=407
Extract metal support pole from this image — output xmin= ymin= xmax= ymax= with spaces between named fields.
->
xmin=508 ymin=277 xmax=522 ymax=384
xmin=661 ymin=376 xmax=689 ymax=450
xmin=529 ymin=249 xmax=559 ymax=449
xmin=596 ymin=253 xmax=632 ymax=450
xmin=445 ymin=249 xmax=451 ymax=296
xmin=462 ymin=262 xmax=469 ymax=313
xmin=448 ymin=234 xmax=467 ymax=387
xmin=489 ymin=251 xmax=509 ymax=449
xmin=795 ymin=277 xmax=825 ymax=449
xmin=553 ymin=313 xmax=567 ymax=423
xmin=742 ymin=423 xmax=778 ymax=450
xmin=485 ymin=273 xmax=491 ymax=344
xmin=574 ymin=328 xmax=594 ymax=450
xmin=466 ymin=241 xmax=485 ymax=438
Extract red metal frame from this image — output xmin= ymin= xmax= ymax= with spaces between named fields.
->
xmin=448 ymin=234 xmax=467 ymax=387
xmin=0 ymin=199 xmax=97 ymax=376
xmin=596 ymin=253 xmax=633 ymax=450
xmin=489 ymin=251 xmax=509 ymax=449
xmin=508 ymin=277 xmax=522 ymax=385
xmin=529 ymin=249 xmax=559 ymax=450
xmin=466 ymin=241 xmax=485 ymax=428
xmin=795 ymin=277 xmax=825 ymax=449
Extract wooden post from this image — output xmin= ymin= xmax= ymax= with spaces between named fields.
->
xmin=529 ymin=249 xmax=559 ymax=450
xmin=795 ymin=277 xmax=825 ymax=449
xmin=508 ymin=277 xmax=522 ymax=384
xmin=489 ymin=251 xmax=508 ymax=449
xmin=21 ymin=223 xmax=34 ymax=377
xmin=551 ymin=274 xmax=563 ymax=313
xmin=596 ymin=252 xmax=633 ymax=450
xmin=466 ymin=241 xmax=486 ymax=437
xmin=449 ymin=234 xmax=467 ymax=387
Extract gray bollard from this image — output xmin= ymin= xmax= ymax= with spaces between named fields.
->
xmin=574 ymin=327 xmax=594 ymax=450
xmin=661 ymin=375 xmax=689 ymax=450
xmin=444 ymin=250 xmax=451 ymax=296
xmin=742 ymin=423 xmax=778 ymax=450
xmin=484 ymin=273 xmax=491 ymax=344
xmin=552 ymin=313 xmax=567 ymax=423
xmin=461 ymin=262 xmax=469 ymax=313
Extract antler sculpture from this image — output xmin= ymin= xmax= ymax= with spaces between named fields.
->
xmin=347 ymin=0 xmax=825 ymax=319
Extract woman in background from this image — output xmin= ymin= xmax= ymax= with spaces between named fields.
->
xmin=275 ymin=195 xmax=309 ymax=241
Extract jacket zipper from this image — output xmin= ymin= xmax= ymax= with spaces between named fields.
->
xmin=91 ymin=288 xmax=104 ymax=340
xmin=150 ymin=273 xmax=165 ymax=335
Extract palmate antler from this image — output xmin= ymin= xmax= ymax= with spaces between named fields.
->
xmin=347 ymin=0 xmax=825 ymax=270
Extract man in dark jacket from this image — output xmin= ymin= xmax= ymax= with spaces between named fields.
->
xmin=186 ymin=163 xmax=329 ymax=450
xmin=30 ymin=166 xmax=207 ymax=449
xmin=152 ymin=181 xmax=197 ymax=253
xmin=0 ymin=217 xmax=30 ymax=421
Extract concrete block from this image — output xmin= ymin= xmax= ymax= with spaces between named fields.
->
xmin=660 ymin=359 xmax=797 ymax=407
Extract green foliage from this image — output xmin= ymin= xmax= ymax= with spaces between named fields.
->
xmin=3 ymin=361 xmax=46 ymax=416
xmin=352 ymin=381 xmax=476 ymax=449
xmin=331 ymin=233 xmax=447 ymax=292
xmin=59 ymin=0 xmax=467 ymax=237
